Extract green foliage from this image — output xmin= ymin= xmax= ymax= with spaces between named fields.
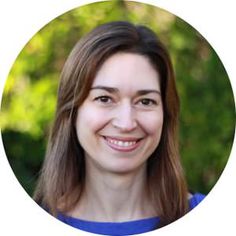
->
xmin=1 ymin=1 xmax=235 ymax=196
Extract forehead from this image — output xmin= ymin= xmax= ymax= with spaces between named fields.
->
xmin=92 ymin=53 xmax=161 ymax=91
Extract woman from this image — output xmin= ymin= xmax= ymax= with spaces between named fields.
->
xmin=34 ymin=21 xmax=205 ymax=235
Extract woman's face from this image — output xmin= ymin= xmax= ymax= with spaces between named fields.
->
xmin=76 ymin=53 xmax=163 ymax=174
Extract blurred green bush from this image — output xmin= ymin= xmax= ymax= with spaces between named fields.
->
xmin=1 ymin=1 xmax=235 ymax=196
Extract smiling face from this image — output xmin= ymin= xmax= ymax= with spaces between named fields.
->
xmin=75 ymin=53 xmax=164 ymax=174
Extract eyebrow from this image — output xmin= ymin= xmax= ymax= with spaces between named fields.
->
xmin=90 ymin=86 xmax=161 ymax=96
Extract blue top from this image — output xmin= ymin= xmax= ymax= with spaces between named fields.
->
xmin=57 ymin=193 xmax=205 ymax=235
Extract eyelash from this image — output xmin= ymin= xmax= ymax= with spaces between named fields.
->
xmin=94 ymin=96 xmax=113 ymax=104
xmin=94 ymin=96 xmax=157 ymax=107
xmin=138 ymin=98 xmax=157 ymax=106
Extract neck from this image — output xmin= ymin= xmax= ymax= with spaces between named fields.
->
xmin=71 ymin=163 xmax=156 ymax=222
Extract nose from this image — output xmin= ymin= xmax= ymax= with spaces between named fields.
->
xmin=111 ymin=102 xmax=137 ymax=132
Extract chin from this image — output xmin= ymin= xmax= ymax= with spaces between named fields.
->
xmin=102 ymin=159 xmax=147 ymax=175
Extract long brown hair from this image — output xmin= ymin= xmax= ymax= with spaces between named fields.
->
xmin=34 ymin=21 xmax=188 ymax=227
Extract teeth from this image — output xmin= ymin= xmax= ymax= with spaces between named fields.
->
xmin=107 ymin=138 xmax=136 ymax=147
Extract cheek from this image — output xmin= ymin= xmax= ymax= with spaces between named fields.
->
xmin=139 ymin=111 xmax=163 ymax=136
xmin=76 ymin=104 xmax=110 ymax=133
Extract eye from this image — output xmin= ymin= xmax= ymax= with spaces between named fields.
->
xmin=94 ymin=96 xmax=113 ymax=104
xmin=139 ymin=98 xmax=157 ymax=106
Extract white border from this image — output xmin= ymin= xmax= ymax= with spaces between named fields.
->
xmin=0 ymin=0 xmax=235 ymax=235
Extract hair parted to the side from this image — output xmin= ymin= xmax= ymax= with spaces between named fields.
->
xmin=34 ymin=21 xmax=188 ymax=227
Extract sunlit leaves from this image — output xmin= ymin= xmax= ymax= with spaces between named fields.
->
xmin=1 ymin=1 xmax=235 ymax=195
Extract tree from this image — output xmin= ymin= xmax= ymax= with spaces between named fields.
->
xmin=1 ymin=1 xmax=235 ymax=196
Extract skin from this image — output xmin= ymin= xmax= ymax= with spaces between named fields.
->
xmin=72 ymin=53 xmax=164 ymax=222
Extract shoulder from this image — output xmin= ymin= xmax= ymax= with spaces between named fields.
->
xmin=189 ymin=192 xmax=206 ymax=209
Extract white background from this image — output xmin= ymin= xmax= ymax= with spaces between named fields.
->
xmin=0 ymin=0 xmax=235 ymax=235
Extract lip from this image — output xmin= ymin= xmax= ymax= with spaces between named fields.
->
xmin=103 ymin=136 xmax=143 ymax=152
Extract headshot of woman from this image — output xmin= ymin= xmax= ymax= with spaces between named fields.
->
xmin=33 ymin=21 xmax=205 ymax=235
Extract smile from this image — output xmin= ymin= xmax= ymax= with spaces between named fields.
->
xmin=103 ymin=136 xmax=142 ymax=152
